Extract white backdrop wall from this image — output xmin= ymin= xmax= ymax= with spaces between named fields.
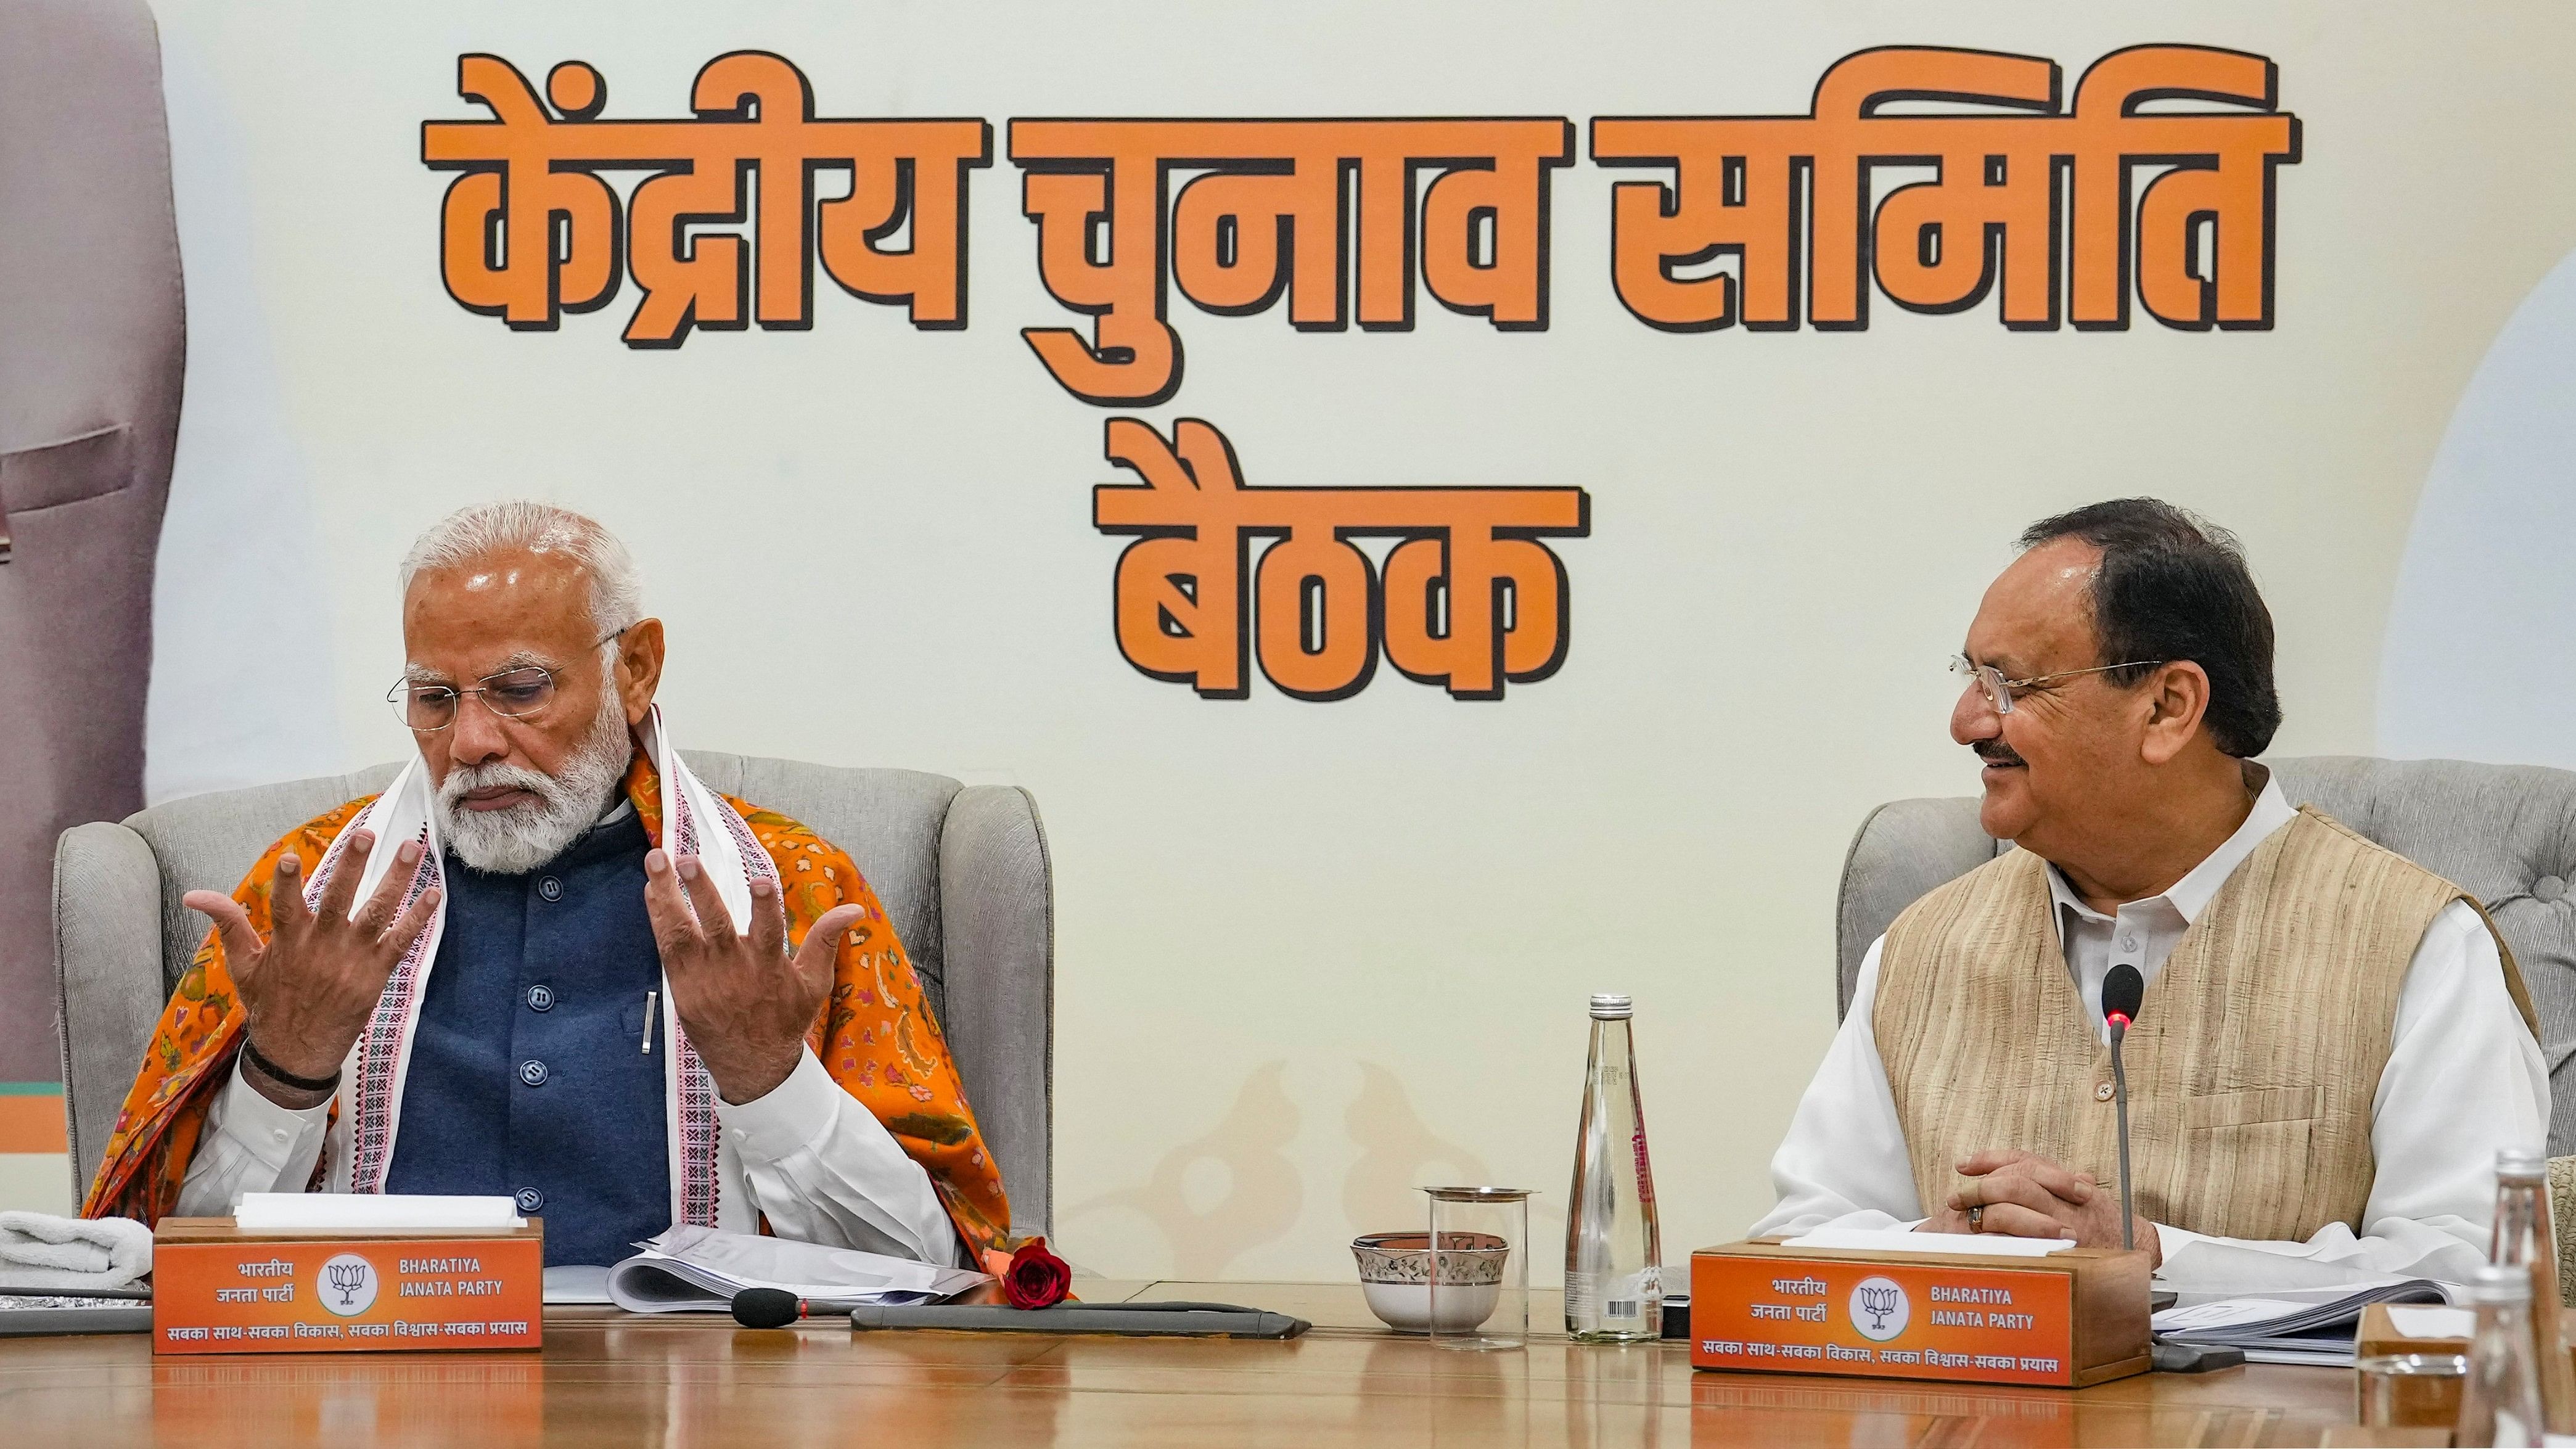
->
xmin=132 ymin=0 xmax=2576 ymax=1279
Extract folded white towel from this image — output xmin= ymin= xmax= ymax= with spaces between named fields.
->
xmin=0 ymin=1212 xmax=152 ymax=1291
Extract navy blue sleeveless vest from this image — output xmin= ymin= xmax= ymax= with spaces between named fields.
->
xmin=382 ymin=808 xmax=671 ymax=1266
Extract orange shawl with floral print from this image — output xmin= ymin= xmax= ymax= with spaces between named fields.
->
xmin=80 ymin=749 xmax=1012 ymax=1261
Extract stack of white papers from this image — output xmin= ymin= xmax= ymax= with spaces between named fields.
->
xmin=2151 ymin=1278 xmax=2455 ymax=1366
xmin=234 ymin=1194 xmax=526 ymax=1231
xmin=602 ymin=1225 xmax=989 ymax=1313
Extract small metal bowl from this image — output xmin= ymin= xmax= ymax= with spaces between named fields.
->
xmin=1350 ymin=1231 xmax=1506 ymax=1333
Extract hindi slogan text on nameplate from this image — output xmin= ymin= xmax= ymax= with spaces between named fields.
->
xmin=150 ymin=1217 xmax=544 ymax=1355
xmin=1689 ymin=1241 xmax=2150 ymax=1389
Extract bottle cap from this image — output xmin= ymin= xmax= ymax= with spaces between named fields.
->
xmin=1589 ymin=993 xmax=1633 ymax=1019
xmin=2498 ymin=1147 xmax=2548 ymax=1182
xmin=2467 ymin=1264 xmax=2534 ymax=1305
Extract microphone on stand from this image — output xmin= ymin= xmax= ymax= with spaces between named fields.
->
xmin=2103 ymin=964 xmax=2239 ymax=1374
xmin=2101 ymin=964 xmax=2144 ymax=1254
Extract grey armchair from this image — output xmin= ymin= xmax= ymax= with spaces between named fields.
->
xmin=1837 ymin=755 xmax=2576 ymax=1156
xmin=51 ymin=752 xmax=1054 ymax=1236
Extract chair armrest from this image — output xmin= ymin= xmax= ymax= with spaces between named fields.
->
xmin=53 ymin=821 xmax=166 ymax=1201
xmin=939 ymin=785 xmax=1054 ymax=1239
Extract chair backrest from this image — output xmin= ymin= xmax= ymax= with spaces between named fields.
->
xmin=54 ymin=751 xmax=1054 ymax=1233
xmin=1837 ymin=755 xmax=2576 ymax=1152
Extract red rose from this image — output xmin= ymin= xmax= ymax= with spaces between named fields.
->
xmin=1001 ymin=1237 xmax=1072 ymax=1310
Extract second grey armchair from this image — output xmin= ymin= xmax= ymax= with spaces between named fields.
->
xmin=1837 ymin=755 xmax=2576 ymax=1154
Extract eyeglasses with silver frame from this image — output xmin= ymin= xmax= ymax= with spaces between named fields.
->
xmin=387 ymin=625 xmax=631 ymax=733
xmin=1949 ymin=654 xmax=2167 ymax=715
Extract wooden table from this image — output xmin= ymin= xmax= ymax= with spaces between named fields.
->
xmin=1 ymin=1279 xmax=2412 ymax=1447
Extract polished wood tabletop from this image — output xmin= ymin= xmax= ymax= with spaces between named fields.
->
xmin=1 ymin=1279 xmax=2418 ymax=1448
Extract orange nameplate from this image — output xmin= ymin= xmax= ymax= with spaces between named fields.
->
xmin=1689 ymin=1239 xmax=2151 ymax=1389
xmin=150 ymin=1217 xmax=543 ymax=1355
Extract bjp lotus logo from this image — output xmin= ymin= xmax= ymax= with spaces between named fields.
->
xmin=1848 ymin=1276 xmax=1909 ymax=1342
xmin=318 ymin=1253 xmax=378 ymax=1316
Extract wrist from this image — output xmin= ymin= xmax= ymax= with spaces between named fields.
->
xmin=705 ymin=1045 xmax=802 ymax=1107
xmin=240 ymin=1033 xmax=340 ymax=1107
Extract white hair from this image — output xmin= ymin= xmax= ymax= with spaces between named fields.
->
xmin=399 ymin=501 xmax=642 ymax=638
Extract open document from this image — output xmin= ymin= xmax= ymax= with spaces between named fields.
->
xmin=2151 ymin=1279 xmax=2456 ymax=1366
xmin=602 ymin=1226 xmax=990 ymax=1314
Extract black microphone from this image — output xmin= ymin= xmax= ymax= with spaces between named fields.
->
xmin=732 ymin=1287 xmax=816 ymax=1328
xmin=2101 ymin=964 xmax=2144 ymax=1254
xmin=734 ymin=1286 xmax=929 ymax=1327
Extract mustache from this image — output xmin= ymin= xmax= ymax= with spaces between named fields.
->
xmin=1973 ymin=740 xmax=2027 ymax=769
xmin=438 ymin=760 xmax=561 ymax=806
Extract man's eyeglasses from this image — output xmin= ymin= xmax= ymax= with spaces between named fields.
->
xmin=387 ymin=626 xmax=630 ymax=733
xmin=1950 ymin=654 xmax=2166 ymax=715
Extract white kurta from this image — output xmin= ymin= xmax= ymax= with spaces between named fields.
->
xmin=1753 ymin=774 xmax=2551 ymax=1291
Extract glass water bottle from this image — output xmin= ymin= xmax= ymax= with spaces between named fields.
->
xmin=1565 ymin=992 xmax=1662 ymax=1342
xmin=2460 ymin=1263 xmax=2548 ymax=1448
xmin=2490 ymin=1148 xmax=2576 ymax=1434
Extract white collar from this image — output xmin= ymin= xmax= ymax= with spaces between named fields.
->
xmin=2043 ymin=765 xmax=2297 ymax=927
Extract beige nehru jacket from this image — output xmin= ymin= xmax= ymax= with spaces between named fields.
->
xmin=1873 ymin=807 xmax=2541 ymax=1244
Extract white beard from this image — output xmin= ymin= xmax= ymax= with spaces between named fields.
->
xmin=435 ymin=688 xmax=633 ymax=874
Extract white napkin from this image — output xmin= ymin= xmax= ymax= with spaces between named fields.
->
xmin=233 ymin=1192 xmax=524 ymax=1231
xmin=0 ymin=1211 xmax=152 ymax=1291
xmin=1781 ymin=1227 xmax=2077 ymax=1257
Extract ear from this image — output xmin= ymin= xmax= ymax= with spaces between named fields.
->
xmin=616 ymin=618 xmax=666 ymax=726
xmin=2137 ymin=660 xmax=2211 ymax=766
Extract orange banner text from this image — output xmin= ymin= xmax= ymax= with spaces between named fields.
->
xmin=1590 ymin=45 xmax=2300 ymax=334
xmin=1011 ymin=119 xmax=1575 ymax=406
xmin=421 ymin=52 xmax=990 ymax=347
xmin=1092 ymin=419 xmax=1588 ymax=701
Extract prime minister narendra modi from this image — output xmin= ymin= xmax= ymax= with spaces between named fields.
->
xmin=83 ymin=502 xmax=1015 ymax=1270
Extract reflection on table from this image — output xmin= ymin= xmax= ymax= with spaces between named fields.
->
xmin=0 ymin=1279 xmax=2408 ymax=1448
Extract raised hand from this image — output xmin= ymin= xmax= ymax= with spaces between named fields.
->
xmin=643 ymin=850 xmax=864 ymax=1106
xmin=183 ymin=830 xmax=441 ymax=1109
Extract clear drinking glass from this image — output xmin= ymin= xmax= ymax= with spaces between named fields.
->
xmin=2357 ymin=1353 xmax=2467 ymax=1431
xmin=1425 ymin=1186 xmax=1533 ymax=1352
